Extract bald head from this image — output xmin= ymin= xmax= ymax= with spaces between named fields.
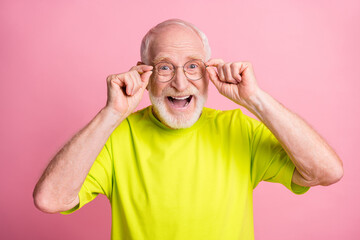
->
xmin=140 ymin=19 xmax=211 ymax=64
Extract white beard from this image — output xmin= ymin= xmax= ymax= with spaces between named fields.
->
xmin=148 ymin=84 xmax=207 ymax=129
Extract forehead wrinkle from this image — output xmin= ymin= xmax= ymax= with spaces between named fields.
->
xmin=154 ymin=41 xmax=202 ymax=51
xmin=150 ymin=28 xmax=205 ymax=60
xmin=151 ymin=44 xmax=203 ymax=56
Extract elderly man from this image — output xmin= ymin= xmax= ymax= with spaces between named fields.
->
xmin=33 ymin=19 xmax=343 ymax=239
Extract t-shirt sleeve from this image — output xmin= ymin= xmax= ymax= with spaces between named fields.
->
xmin=249 ymin=120 xmax=310 ymax=195
xmin=60 ymin=139 xmax=113 ymax=215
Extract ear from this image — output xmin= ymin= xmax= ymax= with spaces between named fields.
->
xmin=137 ymin=61 xmax=145 ymax=66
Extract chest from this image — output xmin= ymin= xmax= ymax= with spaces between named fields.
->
xmin=113 ymin=130 xmax=251 ymax=215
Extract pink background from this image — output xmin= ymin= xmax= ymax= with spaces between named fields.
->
xmin=1 ymin=0 xmax=359 ymax=239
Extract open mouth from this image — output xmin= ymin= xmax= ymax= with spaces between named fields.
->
xmin=167 ymin=95 xmax=193 ymax=108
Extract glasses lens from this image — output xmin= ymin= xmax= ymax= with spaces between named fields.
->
xmin=184 ymin=60 xmax=205 ymax=80
xmin=154 ymin=62 xmax=174 ymax=82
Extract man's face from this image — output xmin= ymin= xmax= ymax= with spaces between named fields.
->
xmin=147 ymin=25 xmax=209 ymax=129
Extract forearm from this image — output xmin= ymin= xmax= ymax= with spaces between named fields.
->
xmin=246 ymin=89 xmax=343 ymax=186
xmin=33 ymin=107 xmax=123 ymax=213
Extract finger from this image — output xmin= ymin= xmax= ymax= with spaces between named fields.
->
xmin=205 ymin=59 xmax=227 ymax=81
xmin=205 ymin=58 xmax=225 ymax=67
xmin=241 ymin=62 xmax=254 ymax=79
xmin=108 ymin=75 xmax=126 ymax=93
xmin=206 ymin=67 xmax=222 ymax=91
xmin=110 ymin=77 xmax=121 ymax=87
xmin=108 ymin=78 xmax=123 ymax=98
xmin=108 ymin=76 xmax=127 ymax=101
xmin=230 ymin=62 xmax=242 ymax=82
xmin=130 ymin=65 xmax=153 ymax=84
xmin=132 ymin=71 xmax=152 ymax=97
xmin=139 ymin=71 xmax=152 ymax=92
xmin=131 ymin=65 xmax=153 ymax=74
xmin=223 ymin=63 xmax=236 ymax=83
xmin=217 ymin=64 xmax=226 ymax=81
xmin=129 ymin=72 xmax=142 ymax=95
xmin=118 ymin=74 xmax=134 ymax=96
xmin=129 ymin=69 xmax=152 ymax=94
xmin=140 ymin=70 xmax=153 ymax=84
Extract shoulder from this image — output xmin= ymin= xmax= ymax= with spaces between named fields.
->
xmin=110 ymin=106 xmax=150 ymax=136
xmin=202 ymin=107 xmax=240 ymax=120
xmin=126 ymin=106 xmax=150 ymax=123
xmin=203 ymin=107 xmax=261 ymax=129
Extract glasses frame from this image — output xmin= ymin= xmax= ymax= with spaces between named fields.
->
xmin=153 ymin=59 xmax=208 ymax=83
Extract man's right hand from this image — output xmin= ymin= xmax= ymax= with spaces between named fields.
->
xmin=105 ymin=65 xmax=153 ymax=121
xmin=33 ymin=64 xmax=153 ymax=214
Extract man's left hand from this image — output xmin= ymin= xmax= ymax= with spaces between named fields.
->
xmin=206 ymin=59 xmax=260 ymax=110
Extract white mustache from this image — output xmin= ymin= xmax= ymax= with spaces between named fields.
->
xmin=162 ymin=86 xmax=199 ymax=97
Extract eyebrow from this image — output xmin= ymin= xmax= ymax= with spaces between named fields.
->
xmin=152 ymin=56 xmax=171 ymax=64
xmin=152 ymin=55 xmax=204 ymax=65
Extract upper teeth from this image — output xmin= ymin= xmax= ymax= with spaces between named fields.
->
xmin=172 ymin=96 xmax=190 ymax=100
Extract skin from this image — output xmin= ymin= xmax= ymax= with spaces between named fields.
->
xmin=205 ymin=60 xmax=343 ymax=186
xmin=32 ymin=65 xmax=153 ymax=213
xmin=33 ymin=24 xmax=343 ymax=214
xmin=146 ymin=25 xmax=209 ymax=128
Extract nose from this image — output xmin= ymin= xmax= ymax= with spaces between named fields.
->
xmin=170 ymin=67 xmax=190 ymax=92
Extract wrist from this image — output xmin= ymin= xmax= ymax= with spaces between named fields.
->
xmin=100 ymin=107 xmax=126 ymax=129
xmin=243 ymin=89 xmax=270 ymax=121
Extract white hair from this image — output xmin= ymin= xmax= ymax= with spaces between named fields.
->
xmin=140 ymin=19 xmax=211 ymax=64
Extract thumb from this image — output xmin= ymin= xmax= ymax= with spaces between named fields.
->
xmin=206 ymin=58 xmax=225 ymax=67
xmin=139 ymin=71 xmax=152 ymax=91
xmin=206 ymin=67 xmax=222 ymax=90
xmin=140 ymin=70 xmax=153 ymax=83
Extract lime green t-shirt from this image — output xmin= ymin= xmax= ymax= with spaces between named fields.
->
xmin=61 ymin=106 xmax=309 ymax=239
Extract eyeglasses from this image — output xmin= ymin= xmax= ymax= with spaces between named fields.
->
xmin=153 ymin=59 xmax=208 ymax=83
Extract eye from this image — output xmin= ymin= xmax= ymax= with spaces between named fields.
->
xmin=160 ymin=65 xmax=170 ymax=71
xmin=189 ymin=64 xmax=198 ymax=69
xmin=156 ymin=62 xmax=173 ymax=72
xmin=185 ymin=60 xmax=202 ymax=72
